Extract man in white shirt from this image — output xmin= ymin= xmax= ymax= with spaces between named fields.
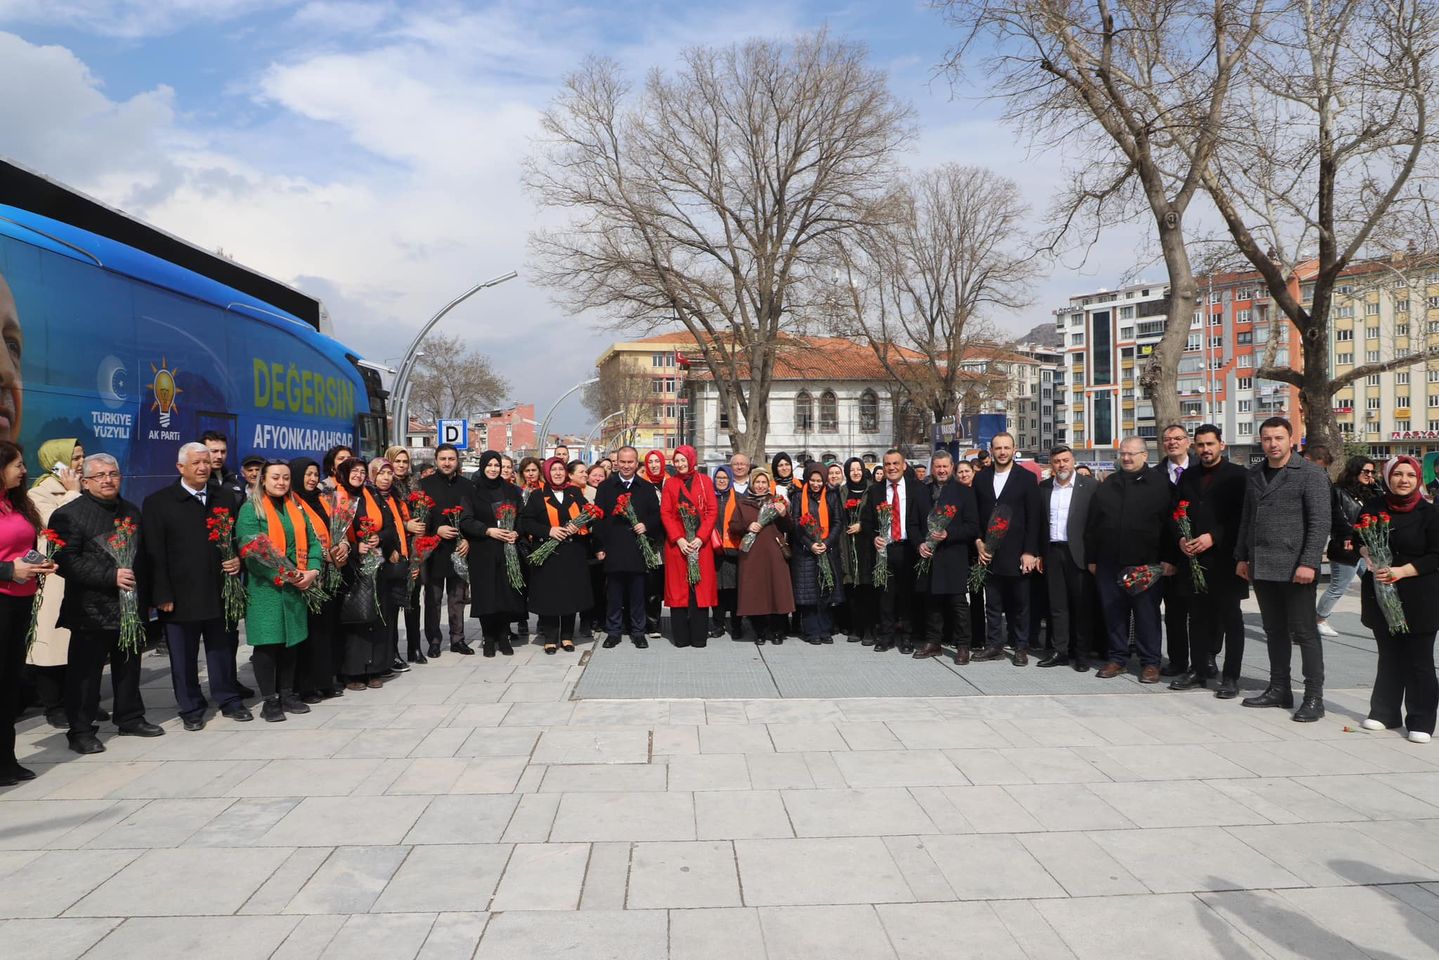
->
xmin=862 ymin=449 xmax=931 ymax=653
xmin=972 ymin=433 xmax=1043 ymax=665
xmin=1037 ymin=445 xmax=1097 ymax=670
xmin=728 ymin=452 xmax=751 ymax=495
xmin=1160 ymin=423 xmax=1193 ymax=677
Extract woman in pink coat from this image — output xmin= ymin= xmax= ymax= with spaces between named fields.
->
xmin=659 ymin=445 xmax=717 ymax=647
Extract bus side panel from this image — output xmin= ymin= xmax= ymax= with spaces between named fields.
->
xmin=242 ymin=318 xmax=358 ymax=464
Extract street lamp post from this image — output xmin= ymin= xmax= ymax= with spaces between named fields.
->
xmin=582 ymin=410 xmax=624 ymax=459
xmin=391 ymin=271 xmax=518 ymax=443
xmin=536 ymin=376 xmax=600 ymax=459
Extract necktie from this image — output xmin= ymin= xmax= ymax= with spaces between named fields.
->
xmin=890 ymin=481 xmax=901 ymax=542
xmin=1173 ymin=465 xmax=1183 ymax=485
xmin=196 ymin=490 xmax=207 ymax=507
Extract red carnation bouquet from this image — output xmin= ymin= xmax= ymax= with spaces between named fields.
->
xmin=1118 ymin=563 xmax=1165 ymax=596
xmin=843 ymin=497 xmax=863 ymax=580
xmin=25 ymin=527 xmax=64 ymax=650
xmin=966 ymin=505 xmax=1012 ymax=593
xmin=442 ymin=505 xmax=469 ymax=578
xmin=797 ymin=512 xmax=835 ymax=594
xmin=914 ymin=503 xmax=958 ymax=579
xmin=240 ymin=533 xmax=327 ymax=613
xmin=1173 ymin=500 xmax=1208 ymax=594
xmin=206 ymin=507 xmax=249 ymax=627
xmin=873 ymin=502 xmax=894 ymax=588
xmin=410 ymin=534 xmax=441 ymax=583
xmin=324 ymin=492 xmax=360 ymax=591
xmin=100 ymin=516 xmax=144 ymax=653
xmin=615 ymin=492 xmax=662 ymax=569
xmin=493 ymin=503 xmax=526 ymax=591
xmin=406 ymin=490 xmax=436 ymax=525
xmin=1355 ymin=512 xmax=1408 ymax=632
xmin=740 ymin=498 xmax=784 ymax=553
xmin=677 ymin=502 xmax=703 ymax=584
xmin=352 ymin=516 xmax=385 ymax=619
xmin=528 ymin=502 xmax=603 ymax=566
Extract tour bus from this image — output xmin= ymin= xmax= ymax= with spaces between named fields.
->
xmin=0 ymin=160 xmax=389 ymax=500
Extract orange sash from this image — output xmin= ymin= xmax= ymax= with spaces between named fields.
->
xmin=719 ymin=492 xmax=738 ymax=548
xmin=545 ymin=492 xmax=581 ymax=530
xmin=801 ymin=489 xmax=830 ymax=539
xmin=290 ymin=494 xmax=330 ymax=550
xmin=261 ymin=495 xmax=309 ymax=570
xmin=358 ymin=488 xmax=408 ymax=558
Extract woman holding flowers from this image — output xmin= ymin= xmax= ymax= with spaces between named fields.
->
xmin=729 ymin=468 xmax=793 ymax=645
xmin=790 ymin=462 xmax=843 ymax=644
xmin=660 ymin=445 xmax=717 ymax=648
xmin=237 ymin=461 xmax=322 ymax=722
xmin=288 ymin=456 xmax=346 ymax=701
xmin=0 ymin=440 xmax=54 ymax=784
xmin=462 ymin=451 xmax=523 ymax=657
xmin=25 ymin=437 xmax=83 ymax=726
xmin=370 ymin=457 xmax=420 ymax=670
xmin=337 ymin=459 xmax=393 ymax=688
xmin=840 ymin=457 xmax=874 ymax=643
xmin=520 ymin=456 xmax=593 ymax=654
xmin=1356 ymin=456 xmax=1439 ymax=743
xmin=709 ymin=466 xmax=740 ymax=640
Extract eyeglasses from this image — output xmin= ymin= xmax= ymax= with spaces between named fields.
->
xmin=1360 ymin=467 xmax=1376 ymax=475
xmin=84 ymin=471 xmax=121 ymax=481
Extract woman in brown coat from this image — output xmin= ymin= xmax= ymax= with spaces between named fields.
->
xmin=729 ymin=469 xmax=794 ymax=644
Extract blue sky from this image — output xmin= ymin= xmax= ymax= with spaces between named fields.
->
xmin=0 ymin=0 xmax=1153 ymax=432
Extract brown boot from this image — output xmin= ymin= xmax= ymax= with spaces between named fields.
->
xmin=911 ymin=643 xmax=943 ymax=660
xmin=953 ymin=645 xmax=971 ymax=665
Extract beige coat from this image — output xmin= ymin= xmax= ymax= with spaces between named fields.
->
xmin=25 ymin=474 xmax=79 ymax=667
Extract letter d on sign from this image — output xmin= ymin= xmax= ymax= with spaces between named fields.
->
xmin=437 ymin=419 xmax=468 ymax=449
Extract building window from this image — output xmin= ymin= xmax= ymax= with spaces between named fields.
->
xmin=1211 ymin=312 xmax=1223 ymax=326
xmin=1397 ymin=324 xmax=1410 ymax=336
xmin=1186 ymin=334 xmax=1201 ymax=352
xmin=1428 ymin=394 xmax=1439 ymax=408
xmin=1368 ymin=397 xmax=1382 ymax=410
xmin=1237 ymin=309 xmax=1252 ymax=323
xmin=1397 ymin=396 xmax=1411 ymax=408
xmin=1238 ymin=399 xmax=1252 ymax=412
xmin=652 ymin=377 xmax=676 ymax=394
xmin=858 ymin=390 xmax=879 ymax=433
xmin=719 ymin=405 xmax=730 ymax=429
xmin=1365 ymin=302 xmax=1381 ymax=316
xmin=1239 ymin=354 xmax=1254 ymax=368
xmin=1335 ymin=329 xmax=1353 ymax=341
xmin=1237 ymin=377 xmax=1253 ymax=390
xmin=1237 ymin=331 xmax=1253 ymax=344
xmin=1337 ymin=352 xmax=1354 ymax=365
xmin=1367 ymin=350 xmax=1380 ymax=363
xmin=1397 ymin=372 xmax=1410 ymax=385
xmin=1367 ymin=326 xmax=1380 ymax=339
xmin=1397 ymin=420 xmax=1411 ymax=431
xmin=794 ymin=391 xmax=813 ymax=431
xmin=818 ymin=390 xmax=838 ymax=432
xmin=1238 ymin=422 xmax=1253 ymax=436
xmin=1397 ymin=299 xmax=1411 ymax=312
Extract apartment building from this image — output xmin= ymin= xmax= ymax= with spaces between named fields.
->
xmin=593 ymin=333 xmax=693 ymax=452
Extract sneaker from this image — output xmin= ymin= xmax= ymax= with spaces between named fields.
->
xmin=1360 ymin=718 xmax=1388 ymax=731
xmin=1316 ymin=620 xmax=1339 ymax=638
xmin=1409 ymin=730 xmax=1432 ymax=744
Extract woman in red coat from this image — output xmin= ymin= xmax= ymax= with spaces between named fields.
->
xmin=660 ymin=444 xmax=717 ymax=648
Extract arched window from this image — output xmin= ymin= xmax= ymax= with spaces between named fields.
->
xmin=859 ymin=390 xmax=879 ymax=433
xmin=862 ymin=452 xmax=878 ymax=464
xmin=794 ymin=390 xmax=813 ymax=431
xmin=821 ymin=452 xmax=836 ymax=464
xmin=819 ymin=390 xmax=838 ymax=431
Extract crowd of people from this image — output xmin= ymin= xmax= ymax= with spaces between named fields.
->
xmin=0 ymin=414 xmax=1435 ymax=786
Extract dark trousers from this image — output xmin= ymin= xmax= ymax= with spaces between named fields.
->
xmin=1094 ymin=562 xmax=1163 ymax=667
xmin=968 ymin=587 xmax=985 ymax=649
xmin=925 ymin=592 xmax=971 ymax=648
xmin=251 ymin=644 xmax=296 ymax=699
xmin=0 ymin=595 xmax=29 ymax=765
xmin=800 ymin=603 xmax=833 ymax=639
xmin=479 ymin=613 xmax=511 ymax=642
xmin=538 ymin=613 xmax=576 ymax=644
xmin=848 ymin=584 xmax=877 ymax=639
xmin=30 ymin=664 xmax=64 ymax=714
xmin=606 ymin=572 xmax=647 ymax=640
xmin=1369 ymin=624 xmax=1438 ymax=735
xmin=670 ymin=587 xmax=710 ymax=647
xmin=717 ymin=587 xmax=738 ymax=634
xmin=1027 ymin=571 xmax=1054 ymax=650
xmin=1189 ymin=590 xmax=1245 ymax=680
xmin=297 ymin=598 xmax=339 ymax=693
xmin=164 ymin=617 xmax=244 ymax=720
xmin=382 ymin=592 xmax=422 ymax=660
xmin=1045 ymin=546 xmax=1091 ymax=660
xmin=983 ymin=573 xmax=1031 ymax=651
xmin=1252 ymin=580 xmax=1324 ymax=696
xmin=1163 ymin=577 xmax=1191 ymax=670
xmin=645 ymin=569 xmax=664 ymax=634
xmin=66 ymin=628 xmax=145 ymax=736
xmin=585 ymin=564 xmax=607 ymax=632
xmin=424 ymin=572 xmax=467 ymax=642
xmin=877 ymin=543 xmax=917 ymax=639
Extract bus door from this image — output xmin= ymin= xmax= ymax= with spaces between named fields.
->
xmin=197 ymin=410 xmax=239 ymax=461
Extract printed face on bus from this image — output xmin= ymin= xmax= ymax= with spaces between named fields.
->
xmin=0 ymin=272 xmax=23 ymax=442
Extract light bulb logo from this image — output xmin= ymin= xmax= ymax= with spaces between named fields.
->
xmin=148 ymin=356 xmax=182 ymax=428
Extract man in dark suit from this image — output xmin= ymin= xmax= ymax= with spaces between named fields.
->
xmin=972 ymin=432 xmax=1043 ymax=665
xmin=1168 ymin=424 xmax=1249 ymax=698
xmin=1037 ymin=444 xmax=1097 ymax=671
xmin=593 ymin=446 xmax=663 ymax=649
xmin=861 ymin=448 xmax=931 ymax=653
xmin=914 ymin=450 xmax=979 ymax=661
xmin=1159 ymin=423 xmax=1193 ymax=676
xmin=142 ymin=442 xmax=252 ymax=730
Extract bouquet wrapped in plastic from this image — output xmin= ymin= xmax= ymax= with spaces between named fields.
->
xmin=442 ymin=506 xmax=469 ymax=578
xmin=528 ymin=503 xmax=603 ymax=566
xmin=1173 ymin=500 xmax=1208 ymax=594
xmin=914 ymin=503 xmax=958 ymax=579
xmin=739 ymin=498 xmax=784 ymax=553
xmin=967 ymin=506 xmax=1011 ymax=593
xmin=1355 ymin=512 xmax=1409 ymax=632
xmin=1118 ymin=563 xmax=1165 ymax=596
xmin=615 ymin=492 xmax=661 ymax=569
xmin=353 ymin=516 xmax=384 ymax=620
xmin=677 ymin=502 xmax=703 ymax=585
xmin=101 ymin=517 xmax=144 ymax=653
xmin=873 ymin=502 xmax=894 ymax=589
xmin=324 ymin=492 xmax=359 ymax=592
xmin=25 ymin=527 xmax=64 ymax=650
xmin=797 ymin=512 xmax=835 ymax=594
xmin=843 ymin=497 xmax=863 ymax=579
xmin=206 ymin=507 xmax=249 ymax=627
xmin=239 ymin=533 xmax=327 ymax=613
xmin=410 ymin=534 xmax=440 ymax=583
xmin=493 ymin=503 xmax=526 ymax=592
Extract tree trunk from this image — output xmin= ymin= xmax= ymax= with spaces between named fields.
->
xmin=1300 ymin=330 xmax=1339 ymax=452
xmin=1142 ymin=217 xmax=1197 ymax=430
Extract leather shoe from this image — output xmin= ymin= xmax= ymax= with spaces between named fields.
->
xmin=261 ymin=699 xmax=286 ymax=722
xmin=498 ymin=639 xmax=515 ymax=655
xmin=389 ymin=658 xmax=411 ymax=673
xmin=898 ymin=641 xmax=914 ymax=655
xmin=117 ymin=720 xmax=164 ymax=738
xmin=299 ymin=692 xmax=323 ymax=704
xmin=4 ymin=763 xmax=36 ymax=781
xmin=1292 ymin=696 xmax=1325 ymax=722
xmin=221 ymin=706 xmax=253 ymax=722
xmin=911 ymin=643 xmax=943 ymax=659
xmin=96 ymin=707 xmax=111 ymax=722
xmin=953 ymin=646 xmax=971 ymax=665
xmin=427 ymin=641 xmax=442 ymax=658
xmin=1242 ymin=684 xmax=1294 ymax=709
xmin=632 ymin=638 xmax=648 ymax=649
xmin=1036 ymin=654 xmax=1069 ymax=668
xmin=970 ymin=646 xmax=1007 ymax=662
xmin=1139 ymin=665 xmax=1161 ymax=683
xmin=1168 ymin=672 xmax=1207 ymax=691
xmin=68 ymin=733 xmax=105 ymax=754
xmin=1095 ymin=661 xmax=1125 ymax=679
xmin=280 ymin=695 xmax=311 ymax=714
xmin=1071 ymin=658 xmax=1090 ymax=673
xmin=45 ymin=708 xmax=67 ymax=729
xmin=1215 ymin=678 xmax=1238 ymax=699
xmin=182 ymin=716 xmax=205 ymax=732
xmin=1013 ymin=650 xmax=1029 ymax=667
xmin=1159 ymin=662 xmax=1187 ymax=677
xmin=872 ymin=642 xmax=893 ymax=652
xmin=450 ymin=641 xmax=475 ymax=655
xmin=602 ymin=636 xmax=621 ymax=648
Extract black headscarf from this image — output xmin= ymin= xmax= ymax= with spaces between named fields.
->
xmin=843 ymin=457 xmax=871 ymax=501
xmin=772 ymin=451 xmax=793 ymax=483
xmin=472 ymin=451 xmax=506 ymax=501
xmin=288 ymin=456 xmax=326 ymax=514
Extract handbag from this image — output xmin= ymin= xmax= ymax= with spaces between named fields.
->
xmin=339 ymin=569 xmax=381 ymax=625
xmin=777 ymin=533 xmax=792 ymax=561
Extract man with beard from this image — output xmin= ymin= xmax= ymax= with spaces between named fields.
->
xmin=913 ymin=450 xmax=978 ymax=661
xmin=1168 ymin=424 xmax=1250 ymax=698
xmin=972 ymin=433 xmax=1042 ymax=666
xmin=419 ymin=444 xmax=475 ymax=656
xmin=201 ymin=431 xmax=247 ymax=503
xmin=1037 ymin=445 xmax=1097 ymax=671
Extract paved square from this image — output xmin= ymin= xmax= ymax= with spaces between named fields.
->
xmin=6 ymin=599 xmax=1439 ymax=958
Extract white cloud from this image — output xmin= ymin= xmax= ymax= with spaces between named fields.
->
xmin=0 ymin=0 xmax=294 ymax=38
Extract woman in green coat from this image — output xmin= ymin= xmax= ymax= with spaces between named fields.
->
xmin=238 ymin=461 xmax=323 ymax=722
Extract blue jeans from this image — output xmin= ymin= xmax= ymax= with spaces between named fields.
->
xmin=1316 ymin=559 xmax=1366 ymax=620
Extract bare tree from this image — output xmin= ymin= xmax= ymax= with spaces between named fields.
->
xmin=525 ymin=31 xmax=914 ymax=457
xmin=408 ymin=333 xmax=510 ymax=423
xmin=583 ymin=362 xmax=657 ymax=450
xmin=1199 ymin=0 xmax=1439 ymax=450
xmin=820 ymin=163 xmax=1035 ymax=434
xmin=935 ymin=0 xmax=1267 ymax=429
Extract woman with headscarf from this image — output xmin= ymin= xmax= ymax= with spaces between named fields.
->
xmin=643 ymin=450 xmax=668 ymax=491
xmin=660 ymin=445 xmax=718 ymax=647
xmin=25 ymin=437 xmax=83 ymax=725
xmin=1355 ymin=455 xmax=1439 ymax=743
xmin=336 ymin=458 xmax=395 ymax=688
xmin=790 ymin=461 xmax=844 ymax=644
xmin=730 ymin=468 xmax=793 ymax=644
xmin=238 ymin=461 xmax=323 ymax=721
xmin=641 ymin=449 xmax=669 ymax=637
xmin=570 ymin=460 xmax=606 ymax=639
xmin=709 ymin=465 xmax=741 ymax=639
xmin=520 ymin=456 xmax=594 ymax=653
xmin=839 ymin=457 xmax=874 ymax=643
xmin=826 ymin=462 xmax=844 ymax=491
xmin=461 ymin=451 xmax=524 ymax=657
xmin=771 ymin=452 xmax=799 ymax=495
xmin=513 ymin=456 xmax=544 ymax=640
xmin=385 ymin=445 xmax=415 ymax=501
xmin=289 ymin=455 xmax=347 ymax=700
xmin=370 ymin=456 xmax=420 ymax=671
